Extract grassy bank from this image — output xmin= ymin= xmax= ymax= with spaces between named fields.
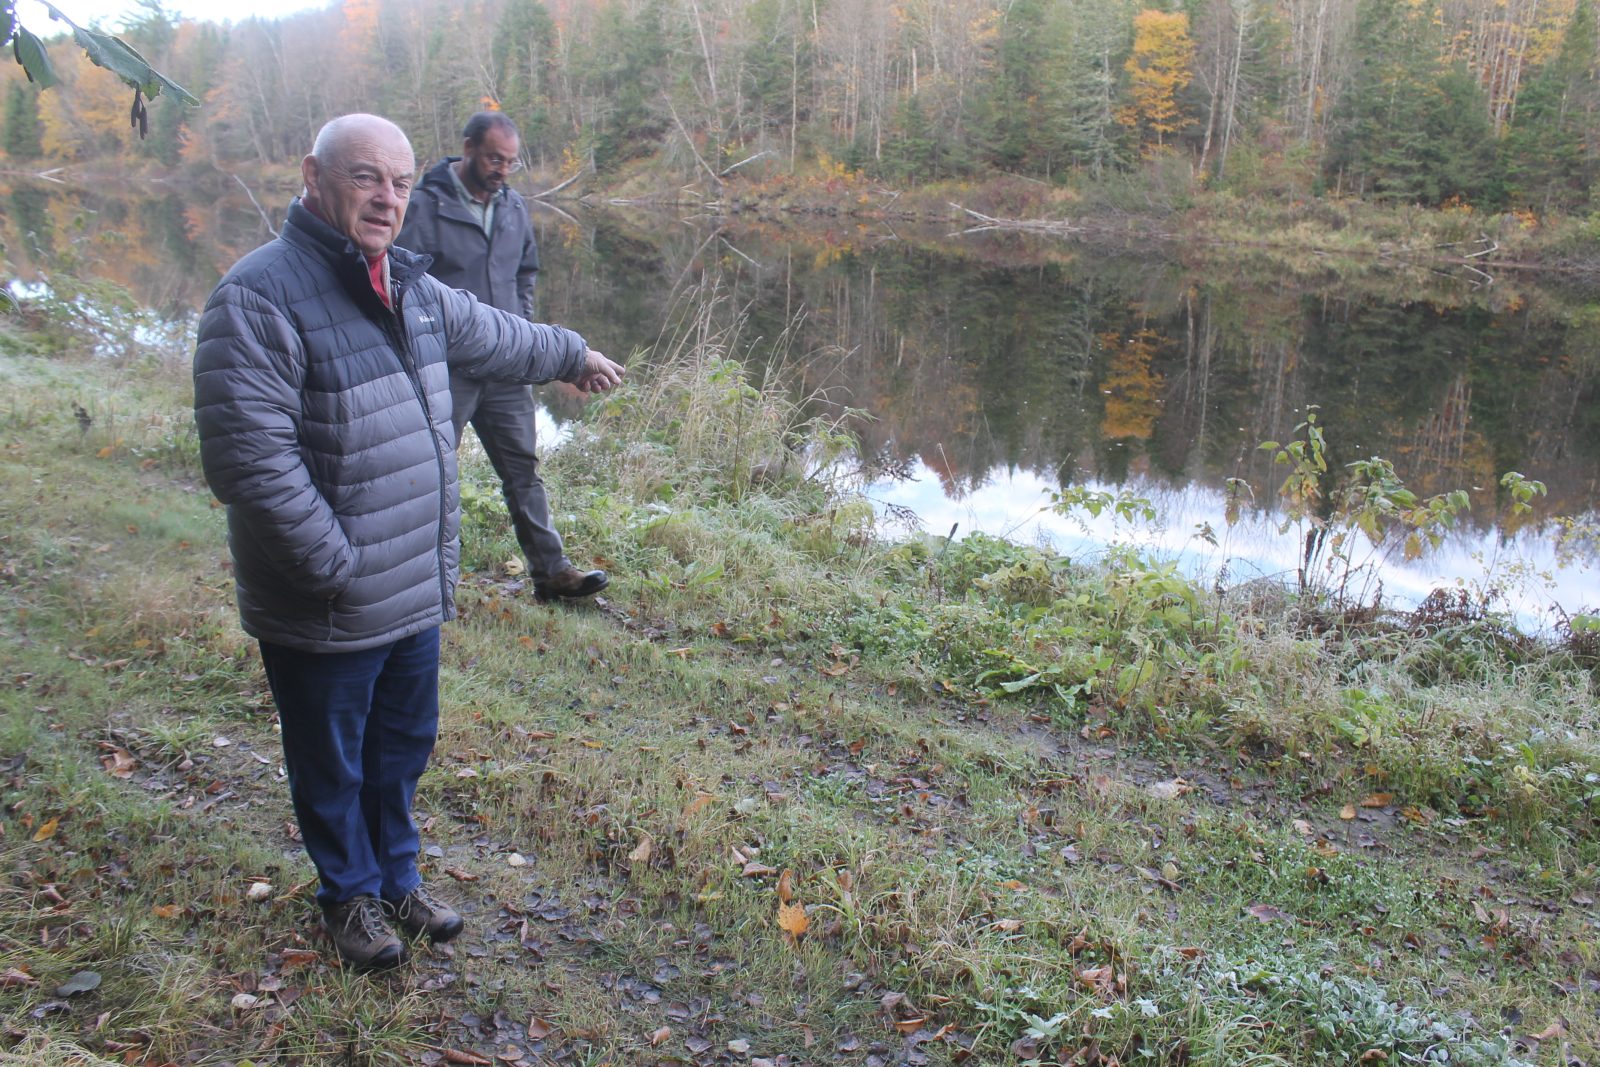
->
xmin=0 ymin=282 xmax=1596 ymax=1066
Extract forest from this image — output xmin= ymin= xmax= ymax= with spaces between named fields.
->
xmin=2 ymin=0 xmax=1598 ymax=218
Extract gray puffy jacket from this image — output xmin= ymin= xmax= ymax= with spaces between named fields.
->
xmin=194 ymin=199 xmax=588 ymax=652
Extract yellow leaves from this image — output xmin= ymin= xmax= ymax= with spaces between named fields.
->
xmin=151 ymin=903 xmax=180 ymax=919
xmin=777 ymin=902 xmax=809 ymax=938
xmin=1360 ymin=792 xmax=1394 ymax=808
xmin=31 ymin=817 xmax=59 ymax=842
xmin=1120 ymin=9 xmax=1196 ymax=143
xmin=775 ymin=868 xmax=808 ymax=941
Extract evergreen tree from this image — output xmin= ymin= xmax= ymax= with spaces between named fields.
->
xmin=1049 ymin=0 xmax=1137 ymax=177
xmin=1326 ymin=0 xmax=1500 ymax=205
xmin=493 ymin=0 xmax=558 ymax=167
xmin=1501 ymin=0 xmax=1598 ymax=213
xmin=3 ymin=80 xmax=42 ymax=160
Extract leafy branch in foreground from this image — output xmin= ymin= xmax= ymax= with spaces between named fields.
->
xmin=2 ymin=0 xmax=197 ymax=139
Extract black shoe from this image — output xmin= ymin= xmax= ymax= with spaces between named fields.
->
xmin=323 ymin=896 xmax=409 ymax=970
xmin=385 ymin=883 xmax=464 ymax=944
xmin=533 ymin=566 xmax=608 ymax=603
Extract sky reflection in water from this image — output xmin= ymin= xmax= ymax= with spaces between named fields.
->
xmin=869 ymin=459 xmax=1600 ymax=631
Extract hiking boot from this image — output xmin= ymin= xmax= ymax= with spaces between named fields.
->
xmin=532 ymin=565 xmax=608 ymax=603
xmin=323 ymin=895 xmax=409 ymax=970
xmin=385 ymin=883 xmax=464 ymax=944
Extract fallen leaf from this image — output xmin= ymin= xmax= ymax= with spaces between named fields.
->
xmin=443 ymin=1050 xmax=493 ymax=1066
xmin=628 ymin=835 xmax=653 ymax=864
xmin=777 ymin=902 xmax=809 ymax=938
xmin=776 ymin=869 xmax=795 ymax=904
xmin=1340 ymin=804 xmax=1357 ymax=820
xmin=56 ymin=971 xmax=100 ymax=996
xmin=245 ymin=882 xmax=273 ymax=903
xmin=1145 ymin=779 xmax=1188 ymax=801
xmin=649 ymin=1026 xmax=671 ymax=1047
xmin=1245 ymin=903 xmax=1293 ymax=923
xmin=892 ymin=1017 xmax=926 ymax=1034
xmin=1176 ymin=947 xmax=1205 ymax=960
xmin=742 ymin=862 xmax=778 ymax=878
xmin=230 ymin=993 xmax=262 ymax=1012
xmin=506 ymin=853 xmax=527 ymax=867
xmin=151 ymin=904 xmax=180 ymax=919
xmin=683 ymin=792 xmax=717 ymax=817
xmin=445 ymin=867 xmax=480 ymax=883
xmin=31 ymin=817 xmax=59 ymax=843
xmin=991 ymin=919 xmax=1023 ymax=932
xmin=1359 ymin=792 xmax=1393 ymax=808
xmin=1292 ymin=819 xmax=1313 ymax=835
xmin=0 ymin=969 xmax=38 ymax=988
xmin=1530 ymin=1018 xmax=1568 ymax=1041
xmin=728 ymin=1038 xmax=752 ymax=1054
xmin=99 ymin=747 xmax=137 ymax=779
xmin=526 ymin=1017 xmax=554 ymax=1040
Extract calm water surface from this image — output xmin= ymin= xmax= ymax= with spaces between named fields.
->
xmin=5 ymin=179 xmax=1598 ymax=624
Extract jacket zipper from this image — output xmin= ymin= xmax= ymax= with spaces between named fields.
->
xmin=384 ymin=296 xmax=452 ymax=614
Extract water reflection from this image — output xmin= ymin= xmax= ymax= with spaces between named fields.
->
xmin=871 ymin=460 xmax=1598 ymax=628
xmin=4 ymin=177 xmax=1597 ymax=619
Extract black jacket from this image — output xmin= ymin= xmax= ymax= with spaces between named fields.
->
xmin=193 ymin=199 xmax=587 ymax=651
xmin=396 ymin=157 xmax=539 ymax=318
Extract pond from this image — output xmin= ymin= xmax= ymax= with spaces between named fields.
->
xmin=4 ymin=177 xmax=1598 ymax=626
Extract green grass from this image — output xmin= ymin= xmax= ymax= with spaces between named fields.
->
xmin=0 ymin=284 xmax=1594 ymax=1065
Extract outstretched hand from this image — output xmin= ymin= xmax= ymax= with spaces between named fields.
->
xmin=575 ymin=349 xmax=624 ymax=394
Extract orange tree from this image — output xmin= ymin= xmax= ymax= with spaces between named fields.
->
xmin=1117 ymin=8 xmax=1195 ymax=150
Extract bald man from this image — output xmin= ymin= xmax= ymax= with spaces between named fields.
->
xmin=194 ymin=114 xmax=622 ymax=970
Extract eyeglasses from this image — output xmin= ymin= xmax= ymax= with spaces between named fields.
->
xmin=481 ymin=154 xmax=522 ymax=173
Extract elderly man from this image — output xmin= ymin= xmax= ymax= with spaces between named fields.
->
xmin=193 ymin=114 xmax=622 ymax=970
xmin=398 ymin=111 xmax=606 ymax=603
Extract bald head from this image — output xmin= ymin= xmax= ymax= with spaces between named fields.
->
xmin=311 ymin=113 xmax=412 ymax=169
xmin=301 ymin=114 xmax=416 ymax=258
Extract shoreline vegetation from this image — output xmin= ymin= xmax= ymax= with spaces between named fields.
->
xmin=1 ymin=278 xmax=1596 ymax=1065
xmin=10 ymin=154 xmax=1600 ymax=281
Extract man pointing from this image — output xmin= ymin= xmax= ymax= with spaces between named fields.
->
xmin=193 ymin=113 xmax=621 ymax=970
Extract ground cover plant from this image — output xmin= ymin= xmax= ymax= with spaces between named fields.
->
xmin=0 ymin=280 xmax=1596 ymax=1066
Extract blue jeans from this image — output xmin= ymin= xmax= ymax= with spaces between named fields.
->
xmin=259 ymin=627 xmax=440 ymax=909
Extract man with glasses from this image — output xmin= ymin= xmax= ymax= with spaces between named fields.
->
xmin=398 ymin=112 xmax=608 ymax=603
xmin=195 ymin=113 xmax=622 ymax=970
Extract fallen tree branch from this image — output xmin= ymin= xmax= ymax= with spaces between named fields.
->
xmin=530 ymin=166 xmax=589 ymax=201
xmin=232 ymin=172 xmax=276 ymax=235
xmin=719 ymin=150 xmax=773 ymax=177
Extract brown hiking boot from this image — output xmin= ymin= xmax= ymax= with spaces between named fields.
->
xmin=532 ymin=565 xmax=608 ymax=603
xmin=385 ymin=883 xmax=464 ymax=943
xmin=323 ymin=895 xmax=409 ymax=970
